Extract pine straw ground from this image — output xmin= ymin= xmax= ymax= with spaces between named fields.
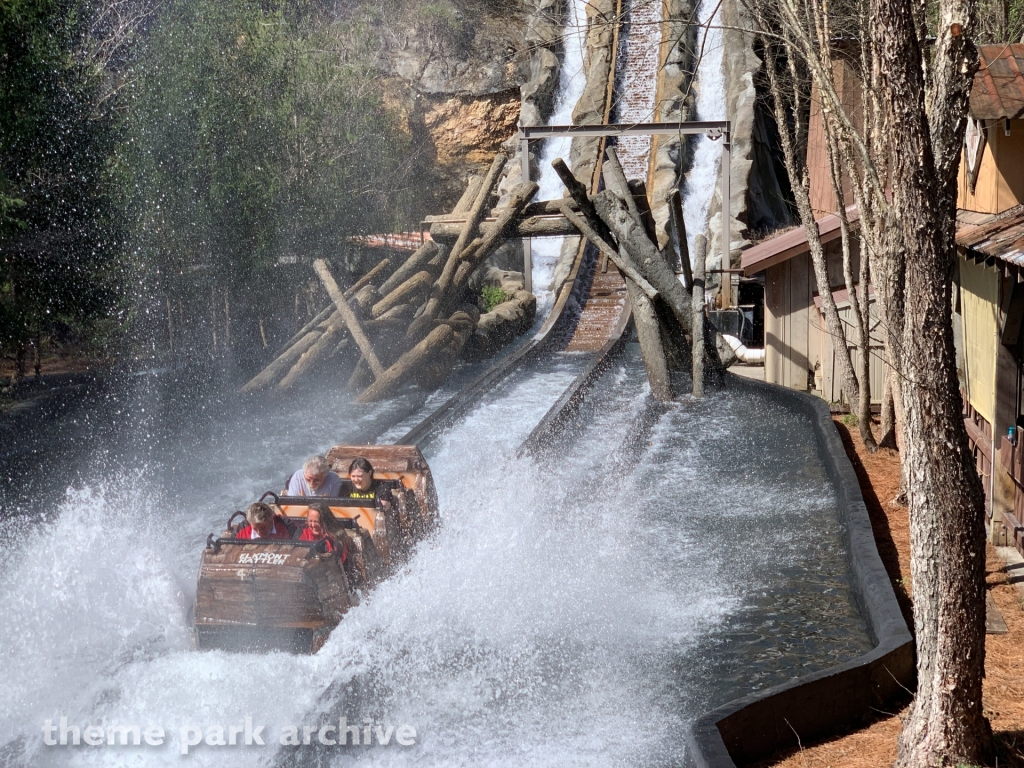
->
xmin=752 ymin=420 xmax=1024 ymax=768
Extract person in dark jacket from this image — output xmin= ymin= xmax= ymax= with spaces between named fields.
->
xmin=343 ymin=458 xmax=394 ymax=511
xmin=235 ymin=502 xmax=292 ymax=540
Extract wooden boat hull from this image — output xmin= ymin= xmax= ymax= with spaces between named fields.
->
xmin=192 ymin=445 xmax=437 ymax=654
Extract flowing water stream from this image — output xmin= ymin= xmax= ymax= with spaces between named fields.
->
xmin=0 ymin=4 xmax=874 ymax=766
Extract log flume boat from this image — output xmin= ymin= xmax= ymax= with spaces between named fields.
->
xmin=191 ymin=445 xmax=438 ymax=653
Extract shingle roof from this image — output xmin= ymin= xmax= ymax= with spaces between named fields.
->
xmin=970 ymin=45 xmax=1024 ymax=121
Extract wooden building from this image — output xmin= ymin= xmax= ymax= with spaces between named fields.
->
xmin=741 ymin=44 xmax=1024 ymax=551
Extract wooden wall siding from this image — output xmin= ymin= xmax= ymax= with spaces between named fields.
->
xmin=958 ymin=119 xmax=1024 ymax=214
xmin=765 ymin=255 xmax=818 ymax=390
xmin=807 ymin=59 xmax=864 ymax=216
xmin=816 ymin=297 xmax=886 ymax=405
xmin=960 ymin=258 xmax=1000 ymax=423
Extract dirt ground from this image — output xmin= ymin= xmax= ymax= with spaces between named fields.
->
xmin=0 ymin=353 xmax=108 ymax=380
xmin=754 ymin=419 xmax=1024 ymax=768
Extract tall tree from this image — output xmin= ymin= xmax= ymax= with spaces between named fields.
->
xmin=0 ymin=0 xmax=123 ymax=380
xmin=746 ymin=0 xmax=991 ymax=761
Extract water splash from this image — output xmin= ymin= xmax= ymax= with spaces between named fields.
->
xmin=682 ymin=0 xmax=727 ymax=261
xmin=531 ymin=0 xmax=589 ymax=310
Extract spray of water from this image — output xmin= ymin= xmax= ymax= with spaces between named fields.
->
xmin=682 ymin=0 xmax=727 ymax=260
xmin=530 ymin=0 xmax=590 ymax=312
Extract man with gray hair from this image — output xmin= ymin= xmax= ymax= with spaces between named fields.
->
xmin=286 ymin=455 xmax=343 ymax=497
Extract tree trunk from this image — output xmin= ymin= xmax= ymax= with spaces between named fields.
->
xmin=872 ymin=0 xmax=991 ymax=761
xmin=378 ymin=243 xmax=438 ymax=296
xmin=239 ymin=331 xmax=320 ymax=393
xmin=357 ymin=324 xmax=455 ymax=403
xmin=277 ymin=324 xmax=341 ymax=391
xmin=592 ymin=190 xmax=693 ymax=332
xmin=692 ymin=234 xmax=707 ymax=398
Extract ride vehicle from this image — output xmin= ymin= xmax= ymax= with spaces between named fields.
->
xmin=190 ymin=445 xmax=438 ymax=653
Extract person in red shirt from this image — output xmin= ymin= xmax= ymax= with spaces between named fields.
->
xmin=235 ymin=502 xmax=292 ymax=540
xmin=299 ymin=506 xmax=346 ymax=562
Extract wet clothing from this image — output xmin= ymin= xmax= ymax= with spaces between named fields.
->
xmin=299 ymin=527 xmax=346 ymax=563
xmin=235 ymin=515 xmax=292 ymax=540
xmin=286 ymin=469 xmax=343 ymax=497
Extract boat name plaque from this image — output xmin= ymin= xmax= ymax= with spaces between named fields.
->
xmin=237 ymin=552 xmax=289 ymax=565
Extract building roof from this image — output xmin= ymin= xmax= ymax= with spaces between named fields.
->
xmin=741 ymin=206 xmax=859 ymax=276
xmin=971 ymin=44 xmax=1024 ymax=121
xmin=957 ymin=204 xmax=1024 ymax=266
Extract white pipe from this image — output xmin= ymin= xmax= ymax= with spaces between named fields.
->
xmin=722 ymin=334 xmax=765 ymax=365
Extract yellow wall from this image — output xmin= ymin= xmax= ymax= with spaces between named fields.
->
xmin=960 ymin=259 xmax=1000 ymax=423
xmin=958 ymin=119 xmax=1024 ymax=213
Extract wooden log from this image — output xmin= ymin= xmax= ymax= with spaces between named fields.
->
xmin=602 ymin=147 xmax=644 ymax=224
xmin=554 ymin=201 xmax=658 ymax=300
xmin=453 ymin=174 xmax=484 ymax=214
xmin=429 ymin=215 xmax=578 ymax=241
xmin=353 ymin=284 xmax=380 ymax=314
xmin=348 ymin=356 xmax=373 ymax=391
xmin=378 ymin=241 xmax=439 ymax=296
xmin=443 ymin=181 xmax=539 ymax=314
xmin=372 ymin=271 xmax=433 ymax=319
xmin=346 ymin=257 xmax=390 ymax=298
xmin=365 ymin=304 xmax=414 ymax=330
xmin=550 ymin=158 xmax=616 ymax=246
xmin=239 ymin=331 xmax=320 ymax=393
xmin=668 ymin=189 xmax=693 ymax=290
xmin=627 ymin=179 xmax=659 ymax=246
xmin=357 ymin=324 xmax=456 ymax=403
xmin=424 ymin=198 xmax=580 ymax=224
xmin=270 ymin=258 xmax=388 ymax=359
xmin=277 ymin=324 xmax=342 ymax=391
xmin=593 ymin=190 xmax=693 ymax=332
xmin=692 ymin=234 xmax=707 ymax=398
xmin=414 ymin=312 xmax=475 ymax=389
xmin=418 ymin=153 xmax=507 ymax=336
xmin=313 ymin=259 xmax=385 ymax=379
xmin=441 ymin=153 xmax=507 ymax=285
xmin=627 ymin=275 xmax=673 ymax=401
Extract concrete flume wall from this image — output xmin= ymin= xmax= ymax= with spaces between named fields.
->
xmin=686 ymin=375 xmax=915 ymax=767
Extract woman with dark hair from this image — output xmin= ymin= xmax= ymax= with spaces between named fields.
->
xmin=344 ymin=457 xmax=394 ymax=510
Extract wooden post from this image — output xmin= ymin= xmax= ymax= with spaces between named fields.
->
xmin=627 ymin=272 xmax=673 ymax=401
xmin=555 ymin=201 xmax=658 ymax=300
xmin=592 ymin=190 xmax=693 ymax=332
xmin=626 ymin=179 xmax=659 ymax=246
xmin=692 ymin=234 xmax=707 ymax=398
xmin=668 ymin=190 xmax=693 ymax=290
xmin=378 ymin=242 xmax=438 ymax=296
xmin=313 ymin=259 xmax=385 ymax=379
xmin=259 ymin=317 xmax=268 ymax=349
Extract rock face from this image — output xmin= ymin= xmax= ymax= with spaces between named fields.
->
xmin=373 ymin=2 xmax=536 ymax=212
xmin=463 ymin=267 xmax=538 ymax=359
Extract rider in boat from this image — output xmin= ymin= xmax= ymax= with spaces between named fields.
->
xmin=342 ymin=458 xmax=395 ymax=511
xmin=286 ymin=455 xmax=343 ymax=497
xmin=234 ymin=502 xmax=293 ymax=540
xmin=298 ymin=505 xmax=345 ymax=561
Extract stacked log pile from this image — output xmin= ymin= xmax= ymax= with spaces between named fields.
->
xmin=239 ymin=151 xmax=541 ymax=402
xmin=239 ymin=146 xmax=726 ymax=403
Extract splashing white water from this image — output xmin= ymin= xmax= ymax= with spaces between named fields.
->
xmin=682 ymin=0 xmax=727 ymax=261
xmin=531 ymin=0 xmax=589 ymax=312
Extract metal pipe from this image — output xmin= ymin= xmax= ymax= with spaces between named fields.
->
xmin=721 ymin=334 xmax=765 ymax=365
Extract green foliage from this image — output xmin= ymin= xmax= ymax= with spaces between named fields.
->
xmin=841 ymin=413 xmax=858 ymax=426
xmin=480 ymin=285 xmax=511 ymax=312
xmin=123 ymin=0 xmax=415 ymax=294
xmin=0 ymin=0 xmax=122 ymax=358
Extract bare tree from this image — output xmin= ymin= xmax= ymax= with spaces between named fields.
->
xmin=747 ymin=0 xmax=877 ymax=450
xmin=745 ymin=0 xmax=991 ymax=760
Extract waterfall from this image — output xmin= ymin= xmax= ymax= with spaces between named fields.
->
xmin=530 ymin=0 xmax=589 ymax=314
xmin=681 ymin=0 xmax=727 ymax=262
